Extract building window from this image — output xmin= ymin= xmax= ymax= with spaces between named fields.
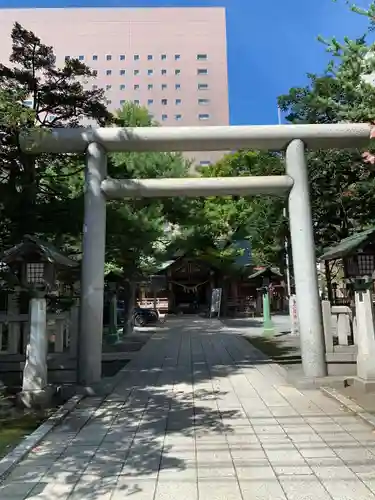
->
xmin=161 ymin=69 xmax=167 ymax=75
xmin=120 ymin=99 xmax=125 ymax=105
xmin=198 ymin=83 xmax=208 ymax=90
xmin=120 ymin=84 xmax=126 ymax=90
xmin=93 ymin=55 xmax=98 ymax=61
xmin=107 ymin=99 xmax=112 ymax=105
xmin=134 ymin=84 xmax=140 ymax=90
xmin=134 ymin=69 xmax=140 ymax=75
xmin=162 ymin=114 xmax=168 ymax=121
xmin=161 ymin=99 xmax=168 ymax=105
xmin=199 ymin=160 xmax=211 ymax=166
xmin=120 ymin=69 xmax=126 ymax=76
xmin=175 ymin=54 xmax=181 ymax=60
xmin=198 ymin=98 xmax=210 ymax=105
xmin=23 ymin=100 xmax=33 ymax=107
xmin=148 ymin=84 xmax=153 ymax=90
xmin=120 ymin=55 xmax=125 ymax=60
xmin=106 ymin=84 xmax=112 ymax=90
xmin=134 ymin=54 xmax=139 ymax=60
xmin=134 ymin=99 xmax=140 ymax=105
xmin=161 ymin=54 xmax=167 ymax=60
xmin=106 ymin=55 xmax=112 ymax=61
xmin=93 ymin=70 xmax=98 ymax=76
xmin=106 ymin=70 xmax=112 ymax=76
xmin=65 ymin=56 xmax=70 ymax=61
xmin=175 ymin=69 xmax=181 ymax=75
xmin=147 ymin=54 xmax=153 ymax=60
xmin=197 ymin=54 xmax=207 ymax=60
xmin=175 ymin=114 xmax=182 ymax=121
xmin=175 ymin=99 xmax=181 ymax=105
xmin=162 ymin=84 xmax=167 ymax=90
xmin=199 ymin=113 xmax=210 ymax=120
xmin=147 ymin=69 xmax=153 ymax=76
xmin=148 ymin=99 xmax=154 ymax=105
xmin=197 ymin=68 xmax=208 ymax=75
xmin=175 ymin=83 xmax=181 ymax=90
xmin=78 ymin=55 xmax=84 ymax=61
xmin=92 ymin=84 xmax=98 ymax=90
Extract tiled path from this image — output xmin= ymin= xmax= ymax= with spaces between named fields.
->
xmin=3 ymin=317 xmax=375 ymax=500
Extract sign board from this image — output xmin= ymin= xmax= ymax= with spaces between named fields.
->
xmin=210 ymin=288 xmax=222 ymax=318
xmin=289 ymin=294 xmax=299 ymax=335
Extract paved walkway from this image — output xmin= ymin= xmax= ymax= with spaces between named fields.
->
xmin=3 ymin=317 xmax=375 ymax=500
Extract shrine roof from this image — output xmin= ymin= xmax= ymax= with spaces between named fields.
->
xmin=319 ymin=226 xmax=375 ymax=261
xmin=0 ymin=235 xmax=78 ymax=268
xmin=246 ymin=266 xmax=283 ymax=280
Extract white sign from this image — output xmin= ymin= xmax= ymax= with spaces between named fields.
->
xmin=210 ymin=288 xmax=222 ymax=317
xmin=289 ymin=294 xmax=299 ymax=335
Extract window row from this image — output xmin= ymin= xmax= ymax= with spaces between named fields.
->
xmin=104 ymin=96 xmax=210 ymax=106
xmin=92 ymin=83 xmax=209 ymax=91
xmin=91 ymin=68 xmax=208 ymax=76
xmin=106 ymin=100 xmax=211 ymax=121
xmin=68 ymin=53 xmax=207 ymax=62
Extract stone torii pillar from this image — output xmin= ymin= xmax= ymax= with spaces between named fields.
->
xmin=19 ymin=123 xmax=372 ymax=386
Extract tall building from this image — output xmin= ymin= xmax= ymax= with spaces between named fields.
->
xmin=0 ymin=7 xmax=229 ymax=168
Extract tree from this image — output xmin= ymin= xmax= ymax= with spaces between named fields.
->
xmin=104 ymin=102 xmax=192 ymax=331
xmin=278 ymin=25 xmax=375 ymax=252
xmin=0 ymin=22 xmax=112 ymax=250
xmin=170 ymin=150 xmax=287 ymax=273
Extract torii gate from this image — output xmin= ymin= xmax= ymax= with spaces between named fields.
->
xmin=20 ymin=123 xmax=371 ymax=386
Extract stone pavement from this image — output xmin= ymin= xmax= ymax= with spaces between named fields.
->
xmin=3 ymin=317 xmax=375 ymax=500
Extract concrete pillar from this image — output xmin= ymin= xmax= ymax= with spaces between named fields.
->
xmin=286 ymin=139 xmax=327 ymax=378
xmin=354 ymin=283 xmax=375 ymax=381
xmin=22 ymin=296 xmax=48 ymax=404
xmin=79 ymin=142 xmax=107 ymax=386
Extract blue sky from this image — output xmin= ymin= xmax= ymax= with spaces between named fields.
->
xmin=0 ymin=0 xmax=370 ymax=124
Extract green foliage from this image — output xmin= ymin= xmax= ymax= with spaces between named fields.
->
xmin=278 ymin=21 xmax=375 ymax=252
xmin=0 ymin=22 xmax=111 ymax=251
xmin=0 ymin=23 xmax=191 ymax=279
xmin=105 ymin=102 xmax=192 ymax=278
xmin=332 ymin=0 xmax=375 ymax=31
xmin=172 ymin=151 xmax=287 ymax=270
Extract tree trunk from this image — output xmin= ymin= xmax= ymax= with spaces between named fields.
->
xmin=219 ymin=276 xmax=229 ymax=318
xmin=325 ymin=261 xmax=333 ymax=303
xmin=122 ymin=280 xmax=136 ymax=336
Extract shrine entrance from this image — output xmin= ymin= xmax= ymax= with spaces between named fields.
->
xmin=20 ymin=122 xmax=371 ymax=385
xmin=168 ymin=259 xmax=212 ymax=314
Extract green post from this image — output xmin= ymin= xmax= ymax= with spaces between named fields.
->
xmin=262 ymin=286 xmax=274 ymax=336
xmin=107 ymin=289 xmax=120 ymax=344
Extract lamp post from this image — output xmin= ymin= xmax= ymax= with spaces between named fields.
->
xmin=262 ymin=277 xmax=274 ymax=336
xmin=344 ymin=250 xmax=375 ymax=385
xmin=21 ymin=259 xmax=54 ymax=407
xmin=107 ymin=281 xmax=119 ymax=344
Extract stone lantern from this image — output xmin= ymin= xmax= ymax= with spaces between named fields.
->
xmin=0 ymin=235 xmax=78 ymax=407
xmin=320 ymin=228 xmax=375 ymax=389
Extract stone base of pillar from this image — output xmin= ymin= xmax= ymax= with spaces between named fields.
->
xmin=354 ymin=283 xmax=375 ymax=382
xmin=350 ymin=376 xmax=375 ymax=394
xmin=18 ymin=386 xmax=56 ymax=409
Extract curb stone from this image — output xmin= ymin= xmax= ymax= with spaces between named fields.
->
xmin=321 ymin=386 xmax=375 ymax=429
xmin=0 ymin=393 xmax=85 ymax=483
